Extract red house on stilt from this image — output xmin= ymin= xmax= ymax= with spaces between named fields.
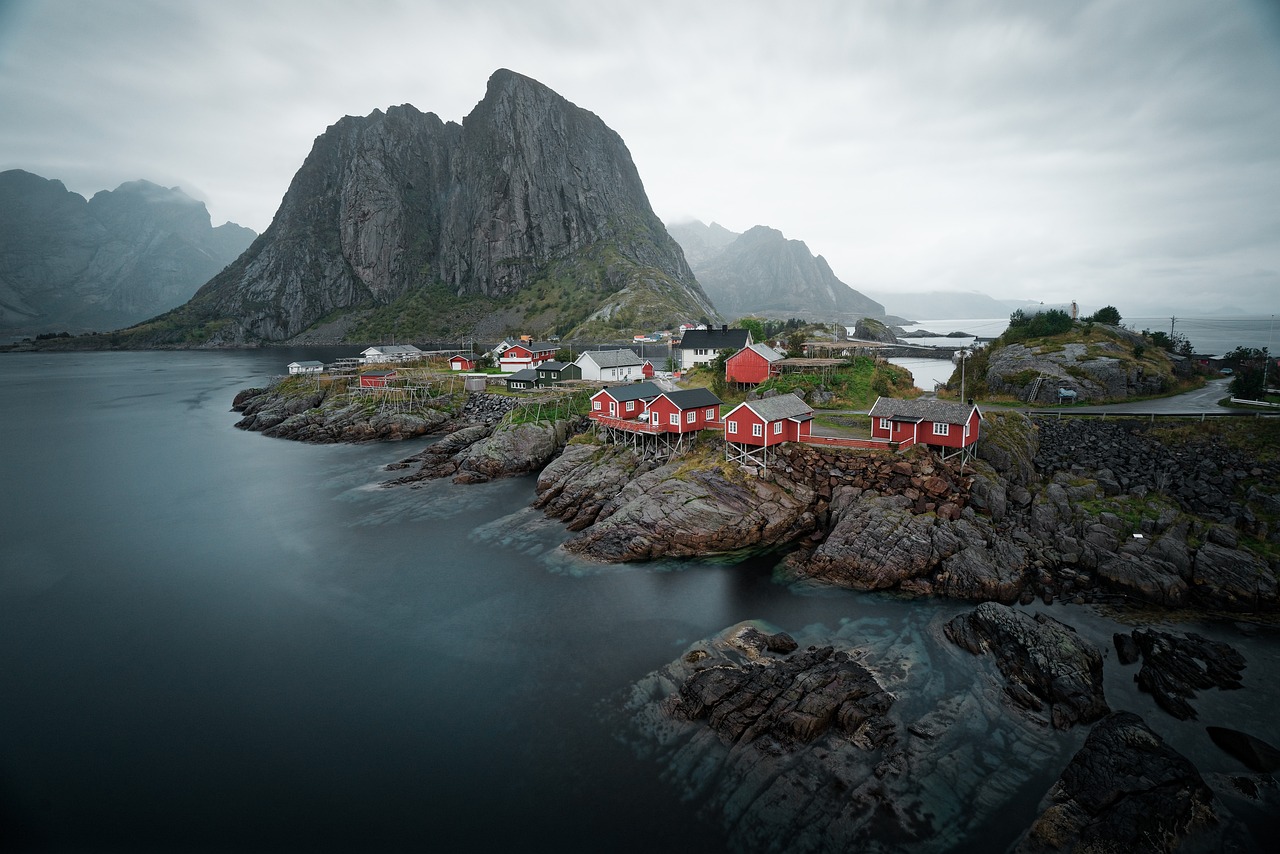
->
xmin=868 ymin=397 xmax=981 ymax=458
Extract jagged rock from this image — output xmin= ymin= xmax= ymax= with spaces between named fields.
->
xmin=1121 ymin=628 xmax=1247 ymax=721
xmin=454 ymin=417 xmax=581 ymax=480
xmin=1015 ymin=712 xmax=1217 ymax=853
xmin=1191 ymin=542 xmax=1278 ymax=610
xmin=231 ymin=383 xmax=448 ymax=443
xmin=135 ymin=69 xmax=715 ymax=345
xmin=944 ymin=602 xmax=1109 ymax=729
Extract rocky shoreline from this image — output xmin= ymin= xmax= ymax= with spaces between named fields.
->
xmin=231 ymin=378 xmax=1280 ymax=850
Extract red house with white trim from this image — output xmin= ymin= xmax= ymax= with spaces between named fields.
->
xmin=645 ymin=388 xmax=722 ymax=434
xmin=722 ymin=393 xmax=813 ymax=446
xmin=499 ymin=341 xmax=558 ymax=372
xmin=589 ymin=382 xmax=663 ymax=421
xmin=449 ymin=355 xmax=476 ymax=371
xmin=725 ymin=343 xmax=785 ymax=385
xmin=641 ymin=359 xmax=656 ymax=379
xmin=868 ymin=397 xmax=981 ymax=454
xmin=359 ymin=370 xmax=397 ymax=388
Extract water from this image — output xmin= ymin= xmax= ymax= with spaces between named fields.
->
xmin=1 ymin=350 xmax=1275 ymax=851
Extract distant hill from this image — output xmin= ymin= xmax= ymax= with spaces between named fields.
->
xmin=864 ymin=290 xmax=1033 ymax=321
xmin=0 ymin=170 xmax=255 ymax=335
xmin=112 ymin=69 xmax=716 ymax=346
xmin=669 ymin=221 xmax=883 ymax=321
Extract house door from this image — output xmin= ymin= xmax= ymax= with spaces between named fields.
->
xmin=650 ymin=411 xmax=659 ymax=425
xmin=609 ymin=402 xmax=617 ymax=417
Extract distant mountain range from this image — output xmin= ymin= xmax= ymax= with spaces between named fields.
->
xmin=109 ymin=69 xmax=715 ymax=346
xmin=862 ymin=290 xmax=1036 ymax=321
xmin=667 ymin=220 xmax=883 ymax=321
xmin=0 ymin=170 xmax=255 ymax=335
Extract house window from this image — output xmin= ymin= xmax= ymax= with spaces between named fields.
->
xmin=705 ymin=408 xmax=715 ymax=419
xmin=753 ymin=423 xmax=764 ymax=437
xmin=879 ymin=418 xmax=891 ymax=431
xmin=686 ymin=411 xmax=695 ymax=423
xmin=933 ymin=422 xmax=949 ymax=436
xmin=670 ymin=413 xmax=679 ymax=426
xmin=728 ymin=421 xmax=738 ymax=434
xmin=773 ymin=421 xmax=782 ymax=435
xmin=964 ymin=423 xmax=970 ymax=439
xmin=593 ymin=400 xmax=601 ymax=410
xmin=626 ymin=401 xmax=635 ymax=412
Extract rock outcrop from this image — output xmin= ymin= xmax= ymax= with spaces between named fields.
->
xmin=231 ymin=382 xmax=447 ymax=442
xmin=137 ymin=69 xmax=715 ymax=345
xmin=982 ymin=325 xmax=1175 ymax=403
xmin=1113 ymin=628 xmax=1247 ymax=721
xmin=669 ymin=222 xmax=883 ymax=321
xmin=1016 ymin=712 xmax=1217 ymax=853
xmin=0 ymin=169 xmax=254 ymax=334
xmin=945 ymin=603 xmax=1110 ymax=729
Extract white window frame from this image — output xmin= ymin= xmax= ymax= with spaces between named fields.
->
xmin=669 ymin=413 xmax=679 ymax=426
xmin=686 ymin=410 xmax=696 ymax=423
xmin=593 ymin=400 xmax=601 ymax=411
xmin=626 ymin=400 xmax=635 ymax=412
xmin=773 ymin=421 xmax=783 ymax=435
xmin=933 ymin=422 xmax=949 ymax=436
xmin=752 ymin=423 xmax=764 ymax=437
xmin=879 ymin=418 xmax=892 ymax=431
xmin=705 ymin=408 xmax=715 ymax=420
xmin=727 ymin=421 xmax=738 ymax=434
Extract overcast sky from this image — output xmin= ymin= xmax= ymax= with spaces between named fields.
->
xmin=3 ymin=0 xmax=1279 ymax=318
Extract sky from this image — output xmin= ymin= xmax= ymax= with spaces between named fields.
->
xmin=2 ymin=0 xmax=1280 ymax=319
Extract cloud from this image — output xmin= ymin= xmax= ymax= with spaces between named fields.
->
xmin=0 ymin=0 xmax=1278 ymax=315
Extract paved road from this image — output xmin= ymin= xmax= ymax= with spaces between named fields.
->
xmin=1027 ymin=377 xmax=1246 ymax=415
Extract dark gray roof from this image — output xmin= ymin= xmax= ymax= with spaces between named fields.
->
xmin=507 ymin=341 xmax=558 ymax=353
xmin=538 ymin=361 xmax=567 ymax=371
xmin=506 ymin=369 xmax=539 ymax=382
xmin=578 ymin=349 xmax=643 ymax=368
xmin=659 ymin=388 xmax=723 ymax=409
xmin=679 ymin=328 xmax=751 ymax=351
xmin=742 ymin=393 xmax=812 ymax=421
xmin=598 ymin=381 xmax=663 ymax=403
xmin=869 ymin=397 xmax=977 ymax=426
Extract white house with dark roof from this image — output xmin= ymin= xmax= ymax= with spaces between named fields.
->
xmin=361 ymin=344 xmax=423 ymax=364
xmin=287 ymin=360 xmax=325 ymax=375
xmin=575 ymin=349 xmax=646 ymax=382
xmin=676 ymin=326 xmax=753 ymax=370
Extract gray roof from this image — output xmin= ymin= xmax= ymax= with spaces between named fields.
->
xmin=658 ymin=388 xmax=723 ymax=409
xmin=679 ymin=328 xmax=751 ymax=351
xmin=508 ymin=341 xmax=558 ymax=353
xmin=506 ymin=369 xmax=539 ymax=382
xmin=739 ymin=343 xmax=784 ymax=362
xmin=741 ymin=393 xmax=813 ymax=421
xmin=538 ymin=360 xmax=567 ymax=371
xmin=598 ymin=381 xmax=663 ymax=403
xmin=578 ymin=348 xmax=643 ymax=368
xmin=364 ymin=344 xmax=421 ymax=354
xmin=289 ymin=360 xmax=324 ymax=367
xmin=869 ymin=397 xmax=977 ymax=426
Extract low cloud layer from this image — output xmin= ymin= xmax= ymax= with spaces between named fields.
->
xmin=2 ymin=0 xmax=1278 ymax=317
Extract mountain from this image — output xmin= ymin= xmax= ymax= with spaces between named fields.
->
xmin=670 ymin=222 xmax=883 ymax=321
xmin=0 ymin=170 xmax=255 ymax=334
xmin=666 ymin=219 xmax=739 ymax=267
xmin=130 ymin=69 xmax=715 ymax=346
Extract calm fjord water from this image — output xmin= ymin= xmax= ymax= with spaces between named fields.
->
xmin=1 ymin=350 xmax=1275 ymax=852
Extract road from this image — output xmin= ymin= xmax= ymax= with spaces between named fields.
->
xmin=1026 ymin=377 xmax=1246 ymax=415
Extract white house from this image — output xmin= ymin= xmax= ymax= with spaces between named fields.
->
xmin=361 ymin=344 xmax=423 ymax=364
xmin=676 ymin=327 xmax=752 ymax=370
xmin=287 ymin=360 xmax=325 ymax=375
xmin=575 ymin=349 xmax=645 ymax=382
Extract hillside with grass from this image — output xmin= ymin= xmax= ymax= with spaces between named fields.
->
xmin=943 ymin=310 xmax=1200 ymax=404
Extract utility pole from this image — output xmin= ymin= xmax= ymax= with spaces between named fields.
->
xmin=1264 ymin=314 xmax=1275 ymax=397
xmin=959 ymin=347 xmax=969 ymax=403
xmin=1170 ymin=316 xmax=1176 ymax=338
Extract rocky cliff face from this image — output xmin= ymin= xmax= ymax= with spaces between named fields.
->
xmin=669 ymin=222 xmax=884 ymax=321
xmin=159 ymin=69 xmax=713 ymax=344
xmin=0 ymin=170 xmax=254 ymax=334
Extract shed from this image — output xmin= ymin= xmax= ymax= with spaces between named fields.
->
xmin=287 ymin=360 xmax=325 ymax=375
xmin=505 ymin=368 xmax=539 ymax=391
xmin=449 ymin=355 xmax=477 ymax=371
xmin=359 ymin=370 xmax=398 ymax=388
xmin=535 ymin=360 xmax=582 ymax=388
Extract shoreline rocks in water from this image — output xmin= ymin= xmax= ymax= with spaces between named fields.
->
xmin=1112 ymin=628 xmax=1247 ymax=721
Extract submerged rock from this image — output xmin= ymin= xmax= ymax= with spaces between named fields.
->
xmin=944 ymin=602 xmax=1109 ymax=729
xmin=1015 ymin=711 xmax=1217 ymax=853
xmin=1116 ymin=628 xmax=1247 ymax=721
xmin=1206 ymin=726 xmax=1280 ymax=773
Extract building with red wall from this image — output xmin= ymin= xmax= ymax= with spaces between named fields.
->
xmin=722 ymin=393 xmax=813 ymax=446
xmin=645 ymin=388 xmax=722 ymax=434
xmin=725 ymin=343 xmax=785 ymax=385
xmin=868 ymin=398 xmax=981 ymax=454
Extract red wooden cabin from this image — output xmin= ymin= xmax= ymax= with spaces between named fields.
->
xmin=449 ymin=355 xmax=476 ymax=371
xmin=645 ymin=388 xmax=723 ymax=434
xmin=589 ymin=382 xmax=663 ymax=420
xmin=868 ymin=397 xmax=981 ymax=452
xmin=725 ymin=343 xmax=784 ymax=385
xmin=722 ymin=393 xmax=813 ymax=446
